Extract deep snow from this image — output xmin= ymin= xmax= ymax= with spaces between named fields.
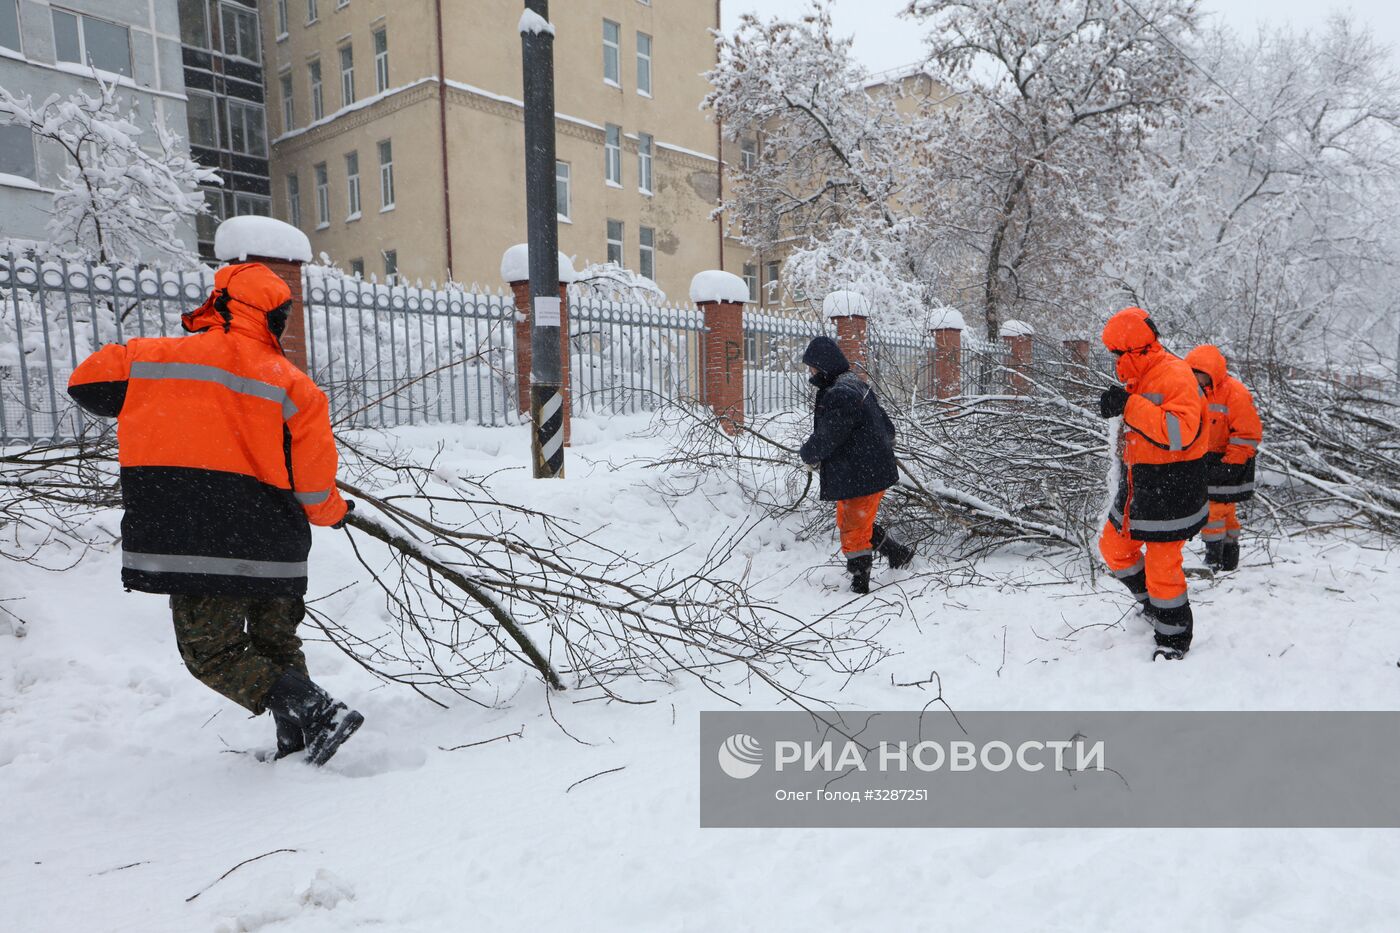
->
xmin=2 ymin=414 xmax=1398 ymax=932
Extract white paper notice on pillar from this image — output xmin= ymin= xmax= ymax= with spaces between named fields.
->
xmin=534 ymin=297 xmax=562 ymax=328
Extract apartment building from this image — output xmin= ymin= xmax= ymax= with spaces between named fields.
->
xmin=0 ymin=0 xmax=192 ymax=251
xmin=262 ymin=0 xmax=725 ymax=299
xmin=177 ymin=0 xmax=273 ymax=259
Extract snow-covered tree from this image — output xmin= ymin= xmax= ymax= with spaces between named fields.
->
xmin=706 ymin=4 xmax=948 ymax=328
xmin=1119 ymin=17 xmax=1400 ymax=372
xmin=571 ymin=262 xmax=667 ymax=305
xmin=708 ymin=0 xmax=1200 ymax=337
xmin=0 ymin=77 xmax=218 ymax=265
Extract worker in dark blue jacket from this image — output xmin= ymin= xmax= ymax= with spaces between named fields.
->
xmin=798 ymin=336 xmax=913 ymax=593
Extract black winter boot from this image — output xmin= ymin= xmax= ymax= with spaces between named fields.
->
xmin=264 ymin=671 xmax=364 ymax=766
xmin=272 ymin=708 xmax=306 ymax=760
xmin=1150 ymin=602 xmax=1193 ymax=659
xmin=1203 ymin=540 xmax=1224 ymax=572
xmin=871 ymin=523 xmax=915 ymax=570
xmin=847 ymin=554 xmax=873 ymax=595
xmin=1221 ymin=542 xmax=1240 ymax=572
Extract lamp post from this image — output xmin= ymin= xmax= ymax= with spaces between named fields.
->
xmin=520 ymin=0 xmax=564 ymax=478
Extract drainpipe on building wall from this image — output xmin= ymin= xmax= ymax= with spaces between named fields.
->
xmin=715 ymin=0 xmax=725 ymax=271
xmin=435 ymin=0 xmax=456 ymax=279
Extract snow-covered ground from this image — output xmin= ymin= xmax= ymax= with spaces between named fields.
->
xmin=3 ymin=415 xmax=1398 ymax=932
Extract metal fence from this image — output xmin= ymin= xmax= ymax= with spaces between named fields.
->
xmin=303 ymin=272 xmax=518 ymax=430
xmin=744 ymin=310 xmax=825 ymax=414
xmin=1 ymin=252 xmax=1049 ymax=446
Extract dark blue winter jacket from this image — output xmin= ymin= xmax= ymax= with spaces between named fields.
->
xmin=798 ymin=337 xmax=900 ymax=502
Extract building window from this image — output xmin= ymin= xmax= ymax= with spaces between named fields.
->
xmin=196 ymin=187 xmax=224 ymax=245
xmin=639 ymin=226 xmax=655 ymax=281
xmin=0 ymin=124 xmax=36 ymax=181
xmin=275 ymin=0 xmax=288 ymax=37
xmin=741 ymin=137 xmax=757 ymax=172
xmin=637 ymin=33 xmax=652 ymax=97
xmin=220 ymin=3 xmax=260 ymax=63
xmin=764 ymin=260 xmax=781 ymax=304
xmin=226 ymin=100 xmax=267 ymax=156
xmin=340 ymin=45 xmax=355 ymax=107
xmin=345 ymin=151 xmax=361 ymax=219
xmin=186 ymin=92 xmax=218 ymax=148
xmin=742 ymin=263 xmax=758 ymax=302
xmin=314 ymin=162 xmax=329 ymax=228
xmin=555 ymin=160 xmax=571 ymax=222
xmin=602 ymin=19 xmax=620 ymax=86
xmin=234 ymin=193 xmax=270 ymax=217
xmin=279 ymin=73 xmax=294 ymax=133
xmin=177 ymin=0 xmax=208 ymax=50
xmin=383 ymin=249 xmax=398 ymax=281
xmin=373 ymin=28 xmax=389 ymax=94
xmin=287 ymin=173 xmax=301 ymax=228
xmin=378 ymin=139 xmax=394 ymax=210
xmin=0 ymin=1 xmax=19 ymax=53
xmin=52 ymin=9 xmax=132 ymax=78
xmin=309 ymin=61 xmax=324 ymax=120
xmin=604 ymin=123 xmax=621 ymax=186
xmin=350 ymin=258 xmax=364 ymax=276
xmin=637 ymin=132 xmax=653 ymax=194
xmin=606 ymin=219 xmax=623 ymax=265
xmin=307 ymin=0 xmax=318 ymax=24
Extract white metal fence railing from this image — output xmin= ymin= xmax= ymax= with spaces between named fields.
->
xmin=1 ymin=253 xmax=1023 ymax=446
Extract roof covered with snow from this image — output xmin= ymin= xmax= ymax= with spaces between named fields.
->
xmin=1001 ymin=320 xmax=1035 ymax=337
xmin=823 ymin=290 xmax=871 ymax=319
xmin=500 ymin=244 xmax=578 ymax=284
xmin=214 ymin=217 xmax=313 ymax=264
xmin=689 ymin=270 xmax=749 ymax=305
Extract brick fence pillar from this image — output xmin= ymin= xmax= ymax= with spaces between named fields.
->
xmin=1062 ymin=338 xmax=1091 ymax=367
xmin=1001 ymin=320 xmax=1035 ymax=396
xmin=213 ymin=217 xmax=312 ymax=372
xmin=928 ymin=308 xmax=966 ymax=401
xmin=823 ymin=290 xmax=873 ymax=381
xmin=503 ymin=245 xmax=575 ymax=444
xmin=690 ymin=271 xmax=749 ymax=433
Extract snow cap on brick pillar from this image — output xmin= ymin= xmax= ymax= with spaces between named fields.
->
xmin=502 ymin=244 xmax=577 ymax=441
xmin=1001 ymin=319 xmax=1035 ymax=396
xmin=690 ymin=270 xmax=749 ymax=433
xmin=928 ymin=306 xmax=966 ymax=401
xmin=214 ymin=216 xmax=313 ymax=371
xmin=823 ymin=290 xmax=872 ymax=381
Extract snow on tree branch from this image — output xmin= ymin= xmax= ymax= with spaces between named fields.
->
xmin=0 ymin=76 xmax=219 ymax=266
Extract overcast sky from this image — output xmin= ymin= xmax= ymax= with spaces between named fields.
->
xmin=721 ymin=1 xmax=1400 ymax=74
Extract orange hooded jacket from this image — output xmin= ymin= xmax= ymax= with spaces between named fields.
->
xmin=68 ymin=263 xmax=348 ymax=596
xmin=1184 ymin=344 xmax=1262 ymax=503
xmin=1101 ymin=308 xmax=1210 ymax=541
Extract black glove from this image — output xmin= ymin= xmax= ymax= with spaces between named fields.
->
xmin=1099 ymin=386 xmax=1130 ymax=419
xmin=332 ymin=499 xmax=355 ymax=529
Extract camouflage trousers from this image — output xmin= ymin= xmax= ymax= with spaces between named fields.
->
xmin=170 ymin=595 xmax=308 ymax=715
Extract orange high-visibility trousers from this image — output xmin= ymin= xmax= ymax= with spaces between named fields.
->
xmin=1099 ymin=520 xmax=1188 ymax=610
xmin=836 ymin=491 xmax=885 ymax=556
xmin=1201 ymin=501 xmax=1241 ymax=543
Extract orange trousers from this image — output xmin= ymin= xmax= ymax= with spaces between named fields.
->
xmin=1201 ymin=502 xmax=1241 ymax=543
xmin=1099 ymin=520 xmax=1188 ymax=609
xmin=836 ymin=491 xmax=885 ymax=556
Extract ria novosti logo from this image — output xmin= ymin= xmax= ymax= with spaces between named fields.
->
xmin=718 ymin=733 xmax=764 ymax=779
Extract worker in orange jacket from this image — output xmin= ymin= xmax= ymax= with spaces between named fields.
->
xmin=1098 ymin=308 xmax=1210 ymax=661
xmin=68 ymin=263 xmax=363 ymax=765
xmin=1184 ymin=345 xmax=1262 ymax=572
